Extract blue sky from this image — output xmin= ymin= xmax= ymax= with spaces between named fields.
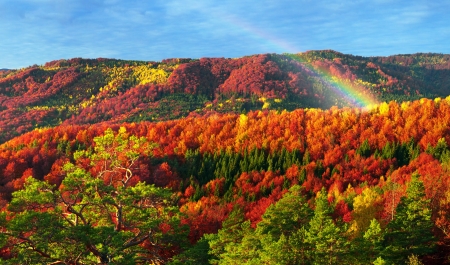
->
xmin=1 ymin=0 xmax=449 ymax=69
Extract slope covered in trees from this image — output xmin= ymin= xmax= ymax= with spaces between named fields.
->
xmin=2 ymin=51 xmax=450 ymax=263
xmin=1 ymin=96 xmax=450 ymax=263
xmin=1 ymin=51 xmax=450 ymax=143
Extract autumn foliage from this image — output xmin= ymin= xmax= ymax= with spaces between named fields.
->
xmin=2 ymin=51 xmax=450 ymax=143
xmin=2 ymin=52 xmax=450 ymax=263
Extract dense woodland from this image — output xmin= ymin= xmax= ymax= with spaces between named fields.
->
xmin=1 ymin=51 xmax=450 ymax=264
xmin=1 ymin=51 xmax=450 ymax=144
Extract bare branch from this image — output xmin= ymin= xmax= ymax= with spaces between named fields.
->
xmin=122 ymin=231 xmax=150 ymax=249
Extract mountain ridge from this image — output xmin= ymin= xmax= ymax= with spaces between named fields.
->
xmin=1 ymin=50 xmax=450 ymax=144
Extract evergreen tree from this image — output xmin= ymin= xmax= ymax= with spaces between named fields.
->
xmin=207 ymin=207 xmax=253 ymax=264
xmin=168 ymin=237 xmax=212 ymax=265
xmin=258 ymin=234 xmax=296 ymax=265
xmin=426 ymin=137 xmax=449 ymax=162
xmin=356 ymin=139 xmax=371 ymax=158
xmin=202 ymin=186 xmax=314 ymax=265
xmin=362 ymin=219 xmax=384 ymax=264
xmin=288 ymin=227 xmax=311 ymax=265
xmin=306 ymin=188 xmax=349 ymax=264
xmin=218 ymin=227 xmax=261 ymax=265
xmin=373 ymin=257 xmax=387 ymax=265
xmin=382 ymin=174 xmax=436 ymax=263
xmin=256 ymin=185 xmax=312 ymax=238
xmin=256 ymin=185 xmax=313 ymax=264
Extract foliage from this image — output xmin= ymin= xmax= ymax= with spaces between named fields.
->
xmin=381 ymin=175 xmax=436 ymax=263
xmin=0 ymin=128 xmax=187 ymax=264
xmin=2 ymin=51 xmax=450 ymax=143
xmin=2 ymin=56 xmax=450 ymax=263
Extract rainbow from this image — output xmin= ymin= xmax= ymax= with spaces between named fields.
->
xmin=296 ymin=62 xmax=380 ymax=110
xmin=220 ymin=14 xmax=380 ymax=110
xmin=303 ymin=58 xmax=380 ymax=110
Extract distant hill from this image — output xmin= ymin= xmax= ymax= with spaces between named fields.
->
xmin=1 ymin=51 xmax=450 ymax=143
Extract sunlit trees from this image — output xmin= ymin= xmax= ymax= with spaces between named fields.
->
xmin=0 ymin=128 xmax=186 ymax=264
xmin=382 ymin=175 xmax=436 ymax=263
xmin=2 ymin=81 xmax=450 ymax=263
xmin=306 ymin=188 xmax=349 ymax=264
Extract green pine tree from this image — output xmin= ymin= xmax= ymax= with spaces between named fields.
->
xmin=207 ymin=207 xmax=252 ymax=264
xmin=169 ymin=237 xmax=212 ymax=265
xmin=382 ymin=174 xmax=436 ymax=263
xmin=362 ymin=219 xmax=384 ymax=264
xmin=256 ymin=185 xmax=312 ymax=238
xmin=306 ymin=188 xmax=349 ymax=265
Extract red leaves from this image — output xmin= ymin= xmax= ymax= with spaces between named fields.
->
xmin=219 ymin=55 xmax=287 ymax=98
xmin=333 ymin=200 xmax=352 ymax=223
xmin=44 ymin=158 xmax=69 ymax=187
xmin=152 ymin=162 xmax=180 ymax=189
xmin=1 ymin=93 xmax=450 ymax=252
xmin=245 ymin=197 xmax=274 ymax=227
xmin=181 ymin=197 xmax=232 ymax=243
xmin=184 ymin=185 xmax=195 ymax=198
xmin=167 ymin=61 xmax=214 ymax=95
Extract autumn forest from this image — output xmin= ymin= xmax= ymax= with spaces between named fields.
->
xmin=1 ymin=51 xmax=450 ymax=264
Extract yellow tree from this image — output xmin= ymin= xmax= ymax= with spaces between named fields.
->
xmin=349 ymin=187 xmax=383 ymax=237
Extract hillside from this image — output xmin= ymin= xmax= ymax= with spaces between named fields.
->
xmin=1 ymin=98 xmax=450 ymax=263
xmin=1 ymin=51 xmax=450 ymax=144
xmin=1 ymin=51 xmax=450 ymax=264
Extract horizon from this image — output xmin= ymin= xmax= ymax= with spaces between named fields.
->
xmin=2 ymin=50 xmax=450 ymax=70
xmin=1 ymin=0 xmax=449 ymax=69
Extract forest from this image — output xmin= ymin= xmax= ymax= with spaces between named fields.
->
xmin=1 ymin=51 xmax=450 ymax=144
xmin=1 ymin=51 xmax=450 ymax=264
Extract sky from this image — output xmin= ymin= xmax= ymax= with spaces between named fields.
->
xmin=1 ymin=0 xmax=449 ymax=69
